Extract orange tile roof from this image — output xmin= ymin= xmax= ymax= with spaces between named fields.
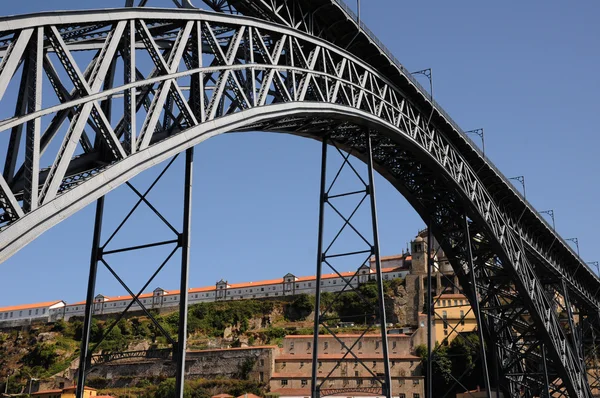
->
xmin=435 ymin=294 xmax=468 ymax=299
xmin=276 ymin=354 xmax=420 ymax=360
xmin=212 ymin=394 xmax=234 ymax=398
xmin=236 ymin=394 xmax=261 ymax=398
xmin=284 ymin=334 xmax=409 ymax=338
xmin=21 ymin=255 xmax=409 ymax=310
xmin=0 ymin=300 xmax=64 ymax=313
xmin=32 ymin=389 xmax=63 ymax=395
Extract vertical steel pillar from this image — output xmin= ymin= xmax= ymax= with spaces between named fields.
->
xmin=541 ymin=344 xmax=550 ymax=397
xmin=76 ymin=197 xmax=105 ymax=398
xmin=464 ymin=215 xmax=492 ymax=397
xmin=366 ymin=131 xmax=392 ymax=398
xmin=175 ymin=147 xmax=194 ymax=397
xmin=311 ymin=136 xmax=328 ymax=398
xmin=426 ymin=224 xmax=433 ymax=398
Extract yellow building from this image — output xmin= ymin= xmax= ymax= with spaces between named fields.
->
xmin=433 ymin=293 xmax=477 ymax=344
xmin=32 ymin=386 xmax=103 ymax=398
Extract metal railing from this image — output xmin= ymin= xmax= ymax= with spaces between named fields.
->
xmin=331 ymin=0 xmax=599 ymax=282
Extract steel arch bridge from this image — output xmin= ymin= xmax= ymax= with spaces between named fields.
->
xmin=0 ymin=1 xmax=598 ymax=397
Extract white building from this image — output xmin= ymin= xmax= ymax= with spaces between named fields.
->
xmin=0 ymin=255 xmax=410 ymax=326
xmin=0 ymin=300 xmax=65 ymax=325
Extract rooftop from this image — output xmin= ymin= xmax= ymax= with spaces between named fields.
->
xmin=0 ymin=300 xmax=64 ymax=313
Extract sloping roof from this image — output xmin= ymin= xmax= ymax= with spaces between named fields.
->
xmin=211 ymin=394 xmax=234 ymax=398
xmin=0 ymin=300 xmax=64 ymax=313
xmin=236 ymin=394 xmax=261 ymax=398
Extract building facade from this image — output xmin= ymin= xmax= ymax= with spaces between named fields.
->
xmin=0 ymin=260 xmax=409 ymax=327
xmin=270 ymin=335 xmax=424 ymax=398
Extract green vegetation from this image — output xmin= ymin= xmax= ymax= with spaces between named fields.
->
xmin=0 ymin=278 xmax=407 ymax=396
xmin=416 ymin=333 xmax=484 ymax=397
xmin=131 ymin=377 xmax=265 ymax=398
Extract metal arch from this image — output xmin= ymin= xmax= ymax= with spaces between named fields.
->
xmin=0 ymin=8 xmax=595 ymax=397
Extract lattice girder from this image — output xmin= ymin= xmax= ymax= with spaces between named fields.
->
xmin=0 ymin=8 xmax=597 ymax=397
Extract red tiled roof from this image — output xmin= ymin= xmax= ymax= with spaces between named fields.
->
xmin=236 ymin=394 xmax=261 ymax=398
xmin=0 ymin=300 xmax=64 ymax=313
xmin=275 ymin=354 xmax=420 ymax=361
xmin=284 ymin=334 xmax=409 ymax=338
xmin=212 ymin=394 xmax=234 ymax=398
xmin=32 ymin=389 xmax=62 ymax=395
xmin=12 ymin=255 xmax=409 ymax=310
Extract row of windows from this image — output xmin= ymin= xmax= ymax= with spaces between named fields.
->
xmin=279 ymin=379 xmax=420 ymax=392
xmin=1 ymin=272 xmax=406 ymax=321
xmin=439 ymin=299 xmax=467 ymax=307
xmin=293 ymin=340 xmax=400 ymax=351
xmin=2 ymin=308 xmax=46 ymax=319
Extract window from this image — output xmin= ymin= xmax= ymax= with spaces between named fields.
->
xmin=370 ymin=379 xmax=377 ymax=386
xmin=454 ymin=300 xmax=458 ymax=306
xmin=358 ymin=341 xmax=362 ymax=350
xmin=282 ymin=362 xmax=286 ymax=368
xmin=290 ymin=342 xmax=294 ymax=350
xmin=300 ymin=361 xmax=304 ymax=367
xmin=393 ymin=341 xmax=397 ymax=349
xmin=296 ymin=284 xmax=299 ymax=288
xmin=413 ymin=379 xmax=420 ymax=385
xmin=372 ymin=361 xmax=377 ymax=368
xmin=35 ymin=309 xmax=39 ymax=315
xmin=357 ymin=379 xmax=363 ymax=386
xmin=261 ymin=288 xmax=264 ymax=291
xmin=399 ymin=394 xmax=406 ymax=398
xmin=9 ymin=312 xmax=13 ymax=318
xmin=42 ymin=309 xmax=46 ymax=314
xmin=280 ymin=380 xmax=288 ymax=386
xmin=301 ymin=380 xmax=308 ymax=387
xmin=259 ymin=359 xmax=265 ymax=367
xmin=391 ymin=361 xmax=395 ymax=367
xmin=414 ymin=394 xmax=420 ymax=398
xmin=355 ymin=371 xmax=359 ymax=377
xmin=376 ymin=341 xmax=380 ymax=350
xmin=324 ymin=342 xmax=328 ymax=350
xmin=19 ymin=311 xmax=22 ymax=316
xmin=308 ymin=283 xmax=312 ymax=287
xmin=460 ymin=310 xmax=465 ymax=326
xmin=343 ymin=380 xmax=349 ymax=386
xmin=319 ymin=361 xmax=323 ymax=368
xmin=259 ymin=372 xmax=264 ymax=382
xmin=307 ymin=342 xmax=311 ymax=350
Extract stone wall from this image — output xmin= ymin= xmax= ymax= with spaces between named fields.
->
xmin=83 ymin=346 xmax=277 ymax=388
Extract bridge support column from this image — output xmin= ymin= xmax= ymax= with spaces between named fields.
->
xmin=542 ymin=344 xmax=550 ymax=397
xmin=426 ymin=223 xmax=433 ymax=398
xmin=175 ymin=147 xmax=194 ymax=397
xmin=310 ymin=131 xmax=392 ymax=398
xmin=76 ymin=197 xmax=104 ymax=398
xmin=464 ymin=215 xmax=492 ymax=398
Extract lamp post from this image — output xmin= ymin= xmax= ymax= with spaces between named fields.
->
xmin=465 ymin=128 xmax=485 ymax=157
xmin=539 ymin=210 xmax=555 ymax=230
xmin=566 ymin=238 xmax=580 ymax=257
xmin=411 ymin=68 xmax=434 ymax=125
xmin=509 ymin=176 xmax=526 ymax=199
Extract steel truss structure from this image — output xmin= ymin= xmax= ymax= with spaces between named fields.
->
xmin=311 ymin=133 xmax=391 ymax=397
xmin=0 ymin=1 xmax=597 ymax=397
xmin=74 ymin=150 xmax=194 ymax=397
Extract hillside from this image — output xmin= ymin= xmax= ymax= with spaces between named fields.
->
xmin=0 ymin=280 xmax=409 ymax=397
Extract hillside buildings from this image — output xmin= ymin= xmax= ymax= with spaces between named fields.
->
xmin=0 ymin=230 xmax=477 ymax=345
xmin=270 ymin=334 xmax=424 ymax=397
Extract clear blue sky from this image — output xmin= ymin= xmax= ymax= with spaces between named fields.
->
xmin=1 ymin=0 xmax=599 ymax=307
